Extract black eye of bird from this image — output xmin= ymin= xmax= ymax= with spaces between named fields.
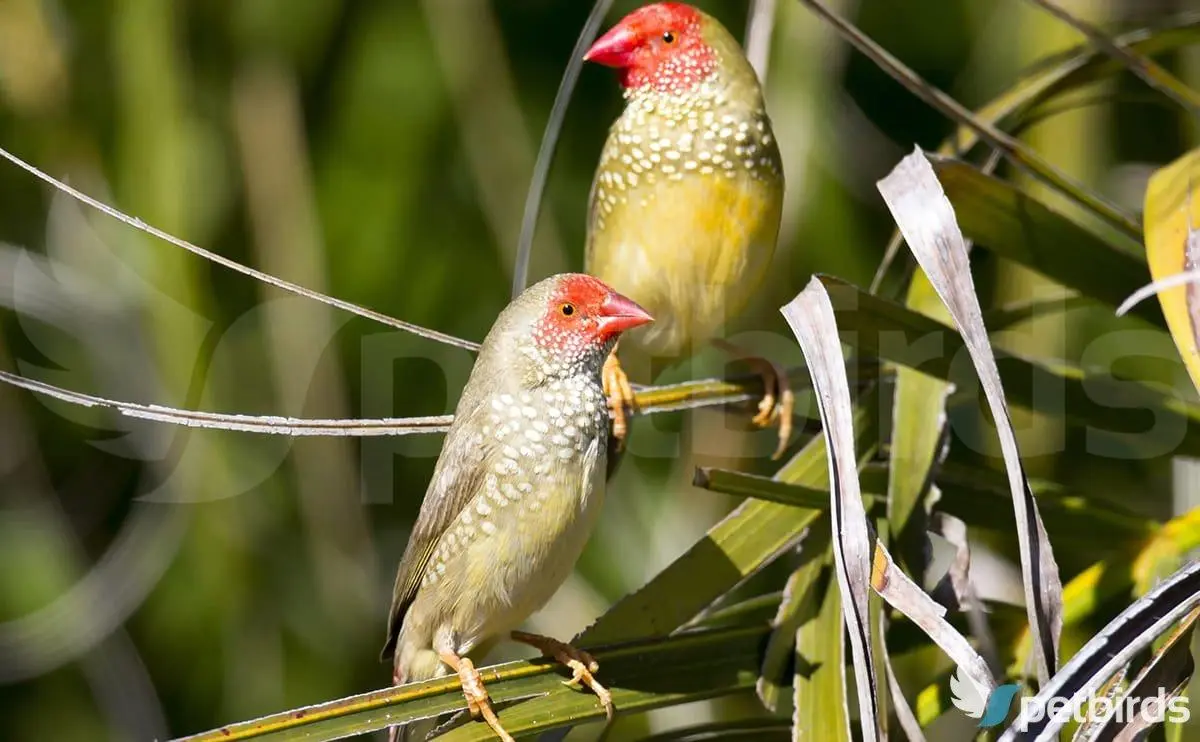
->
xmin=662 ymin=31 xmax=676 ymax=44
xmin=561 ymin=303 xmax=575 ymax=317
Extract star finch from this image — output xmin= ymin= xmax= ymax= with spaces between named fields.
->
xmin=583 ymin=2 xmax=792 ymax=456
xmin=381 ymin=274 xmax=652 ymax=741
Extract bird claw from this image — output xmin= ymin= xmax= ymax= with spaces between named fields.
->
xmin=602 ymin=351 xmax=638 ymax=448
xmin=713 ymin=340 xmax=794 ymax=459
xmin=439 ymin=650 xmax=515 ymax=742
xmin=513 ymin=631 xmax=615 ymax=722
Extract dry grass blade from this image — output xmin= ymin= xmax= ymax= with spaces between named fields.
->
xmin=1000 ymin=560 xmax=1200 ymax=741
xmin=929 ymin=513 xmax=1001 ymax=677
xmin=511 ymin=0 xmax=614 ymax=297
xmin=780 ymin=278 xmax=881 ymax=742
xmin=876 ymin=147 xmax=1063 ymax=684
xmin=0 ymin=146 xmax=480 ymax=351
xmin=1091 ymin=609 xmax=1198 ymax=742
xmin=870 ymin=542 xmax=995 ymax=700
xmin=0 ymin=367 xmax=812 ymax=438
xmin=795 ymin=0 xmax=1139 ymax=238
xmin=0 ymin=369 xmax=454 ymax=435
xmin=1021 ymin=0 xmax=1200 ymax=114
xmin=880 ymin=611 xmax=926 ymax=742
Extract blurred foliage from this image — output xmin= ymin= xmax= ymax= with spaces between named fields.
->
xmin=1 ymin=0 xmax=1200 ymax=741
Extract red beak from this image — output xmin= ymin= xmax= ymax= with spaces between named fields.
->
xmin=596 ymin=291 xmax=653 ymax=337
xmin=584 ymin=25 xmax=638 ymax=67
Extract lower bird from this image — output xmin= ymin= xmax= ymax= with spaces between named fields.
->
xmin=382 ymin=273 xmax=653 ymax=741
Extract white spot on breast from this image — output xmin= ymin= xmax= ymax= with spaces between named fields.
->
xmin=476 ymin=500 xmax=492 ymax=516
xmin=481 ymin=521 xmax=496 ymax=535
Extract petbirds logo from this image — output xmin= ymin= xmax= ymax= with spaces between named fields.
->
xmin=949 ymin=666 xmax=1020 ymax=728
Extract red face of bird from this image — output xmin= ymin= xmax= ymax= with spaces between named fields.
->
xmin=535 ymin=273 xmax=652 ymax=349
xmin=583 ymin=3 xmax=715 ymax=94
xmin=509 ymin=274 xmax=652 ymax=380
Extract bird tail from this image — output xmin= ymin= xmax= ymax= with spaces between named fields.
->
xmin=386 ymin=648 xmax=445 ymax=742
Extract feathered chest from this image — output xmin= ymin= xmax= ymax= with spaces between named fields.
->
xmin=589 ymin=88 xmax=783 ymax=233
xmin=477 ymin=376 xmax=608 ymax=495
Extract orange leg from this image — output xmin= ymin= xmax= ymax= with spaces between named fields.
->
xmin=602 ymin=347 xmax=638 ymax=447
xmin=437 ymin=648 xmax=514 ymax=742
xmin=511 ymin=630 xmax=614 ymax=722
xmin=712 ymin=338 xmax=795 ymax=460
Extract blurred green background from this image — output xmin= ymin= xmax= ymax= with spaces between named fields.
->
xmin=0 ymin=0 xmax=1196 ymax=739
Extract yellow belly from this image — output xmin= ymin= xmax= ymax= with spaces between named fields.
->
xmin=587 ymin=168 xmax=782 ymax=360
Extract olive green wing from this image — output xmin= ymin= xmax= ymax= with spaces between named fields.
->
xmin=380 ymin=402 xmax=491 ymax=662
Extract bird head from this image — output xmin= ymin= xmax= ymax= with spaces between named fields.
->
xmin=584 ymin=3 xmax=718 ymax=94
xmin=498 ymin=274 xmax=652 ymax=383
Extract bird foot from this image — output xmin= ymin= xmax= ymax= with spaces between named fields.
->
xmin=512 ymin=630 xmax=614 ymax=722
xmin=712 ymin=339 xmax=794 ymax=460
xmin=438 ymin=649 xmax=514 ymax=742
xmin=602 ymin=351 xmax=638 ymax=449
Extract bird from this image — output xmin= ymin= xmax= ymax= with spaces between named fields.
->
xmin=381 ymin=273 xmax=653 ymax=742
xmin=582 ymin=2 xmax=792 ymax=457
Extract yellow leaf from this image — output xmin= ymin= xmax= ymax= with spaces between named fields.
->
xmin=1145 ymin=148 xmax=1200 ymax=393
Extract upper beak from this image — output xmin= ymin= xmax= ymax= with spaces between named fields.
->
xmin=584 ymin=26 xmax=638 ymax=67
xmin=596 ymin=291 xmax=653 ymax=336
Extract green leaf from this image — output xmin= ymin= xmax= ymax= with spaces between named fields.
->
xmin=172 ymin=626 xmax=767 ymax=742
xmin=793 ymin=560 xmax=853 ymax=742
xmin=930 ymin=156 xmax=1161 ymax=328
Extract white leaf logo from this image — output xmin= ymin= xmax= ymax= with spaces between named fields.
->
xmin=949 ymin=664 xmax=986 ymax=718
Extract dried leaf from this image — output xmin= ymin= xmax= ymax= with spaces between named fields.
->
xmin=781 ymin=278 xmax=881 ymax=742
xmin=877 ymin=147 xmax=1063 ymax=684
xmin=1000 ymin=560 xmax=1200 ymax=740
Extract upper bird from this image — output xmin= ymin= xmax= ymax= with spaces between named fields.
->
xmin=382 ymin=274 xmax=652 ymax=742
xmin=583 ymin=2 xmax=791 ymax=456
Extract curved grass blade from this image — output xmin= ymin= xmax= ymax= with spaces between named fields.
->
xmin=781 ymin=278 xmax=881 ymax=742
xmin=1020 ymin=0 xmax=1200 ymax=114
xmin=929 ymin=512 xmax=1002 ymax=678
xmin=0 ymin=368 xmax=454 ymax=435
xmin=174 ymin=625 xmax=766 ymax=742
xmin=1000 ymin=560 xmax=1200 ymax=741
xmin=0 ymin=367 xmax=807 ymax=438
xmin=1090 ymin=609 xmax=1198 ymax=742
xmin=877 ymin=147 xmax=1063 ymax=684
xmin=870 ymin=542 xmax=995 ymax=701
xmin=511 ymin=0 xmax=614 ymax=297
xmin=0 ymin=146 xmax=480 ymax=351
xmin=793 ymin=0 xmax=1139 ymax=239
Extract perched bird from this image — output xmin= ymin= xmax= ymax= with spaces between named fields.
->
xmin=583 ymin=2 xmax=792 ymax=456
xmin=381 ymin=274 xmax=653 ymax=742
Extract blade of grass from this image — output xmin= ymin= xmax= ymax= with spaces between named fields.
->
xmin=0 ymin=145 xmax=479 ymax=351
xmin=782 ymin=278 xmax=882 ymax=742
xmin=878 ymin=147 xmax=1063 ymax=684
xmin=792 ymin=559 xmax=853 ymax=742
xmin=1000 ymin=560 xmax=1200 ymax=741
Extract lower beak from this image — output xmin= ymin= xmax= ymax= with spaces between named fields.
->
xmin=597 ymin=291 xmax=653 ymax=336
